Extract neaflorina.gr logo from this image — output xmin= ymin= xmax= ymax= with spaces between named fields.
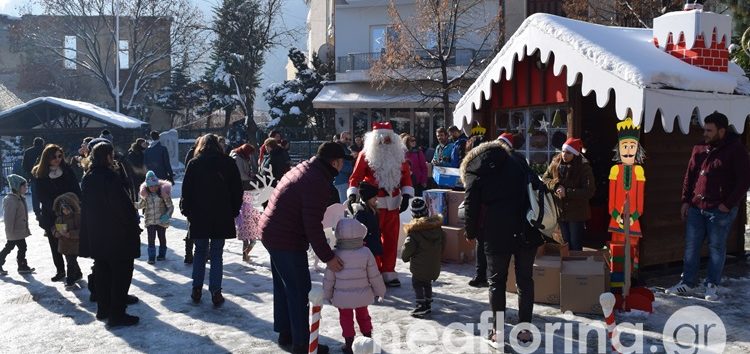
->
xmin=662 ymin=306 xmax=726 ymax=354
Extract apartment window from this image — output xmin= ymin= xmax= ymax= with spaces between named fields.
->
xmin=63 ymin=36 xmax=76 ymax=69
xmin=118 ymin=40 xmax=129 ymax=69
xmin=370 ymin=25 xmax=397 ymax=53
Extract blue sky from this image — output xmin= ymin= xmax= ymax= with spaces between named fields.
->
xmin=0 ymin=0 xmax=308 ymax=110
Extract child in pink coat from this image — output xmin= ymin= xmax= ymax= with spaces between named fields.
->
xmin=323 ymin=218 xmax=387 ymax=354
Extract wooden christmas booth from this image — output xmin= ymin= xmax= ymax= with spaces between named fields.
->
xmin=453 ymin=11 xmax=750 ymax=267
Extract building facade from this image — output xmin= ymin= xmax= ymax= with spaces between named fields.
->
xmin=0 ymin=14 xmax=171 ymax=128
xmin=309 ymin=0 xmax=563 ymax=149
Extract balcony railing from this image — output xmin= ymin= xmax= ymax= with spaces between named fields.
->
xmin=336 ymin=48 xmax=495 ymax=73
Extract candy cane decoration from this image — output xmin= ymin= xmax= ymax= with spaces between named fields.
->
xmin=309 ymin=285 xmax=325 ymax=354
xmin=599 ymin=292 xmax=620 ymax=354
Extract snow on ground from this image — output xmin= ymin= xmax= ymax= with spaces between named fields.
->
xmin=0 ymin=185 xmax=749 ymax=353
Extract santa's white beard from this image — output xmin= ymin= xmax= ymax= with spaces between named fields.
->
xmin=362 ymin=131 xmax=406 ymax=192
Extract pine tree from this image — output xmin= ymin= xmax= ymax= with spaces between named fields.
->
xmin=205 ymin=0 xmax=283 ymax=142
xmin=264 ymin=48 xmax=334 ymax=137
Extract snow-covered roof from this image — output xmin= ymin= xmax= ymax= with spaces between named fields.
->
xmin=0 ymin=97 xmax=145 ymax=129
xmin=314 ymin=82 xmax=462 ymax=109
xmin=453 ymin=13 xmax=750 ymax=133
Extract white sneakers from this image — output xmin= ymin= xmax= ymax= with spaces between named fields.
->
xmin=704 ymin=283 xmax=719 ymax=301
xmin=664 ymin=281 xmax=720 ymax=301
xmin=665 ymin=281 xmax=694 ymax=296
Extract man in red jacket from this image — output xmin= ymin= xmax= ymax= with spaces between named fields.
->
xmin=259 ymin=142 xmax=345 ymax=354
xmin=666 ymin=112 xmax=750 ymax=301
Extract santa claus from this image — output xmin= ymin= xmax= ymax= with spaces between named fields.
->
xmin=347 ymin=121 xmax=413 ymax=287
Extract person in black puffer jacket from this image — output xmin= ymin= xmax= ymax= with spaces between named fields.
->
xmin=460 ymin=139 xmax=543 ymax=344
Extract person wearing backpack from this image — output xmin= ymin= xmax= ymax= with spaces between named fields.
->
xmin=542 ymin=138 xmax=595 ymax=251
xmin=460 ymin=138 xmax=543 ymax=345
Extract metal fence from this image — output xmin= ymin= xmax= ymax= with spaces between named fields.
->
xmin=288 ymin=140 xmax=327 ymax=164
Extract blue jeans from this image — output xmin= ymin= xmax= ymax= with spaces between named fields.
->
xmin=335 ymin=183 xmax=348 ymax=203
xmin=681 ymin=206 xmax=738 ymax=287
xmin=192 ymin=238 xmax=225 ymax=293
xmin=559 ymin=221 xmax=585 ymax=251
xmin=268 ymin=249 xmax=311 ymax=347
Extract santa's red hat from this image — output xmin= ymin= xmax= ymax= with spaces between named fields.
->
xmin=562 ymin=137 xmax=583 ymax=156
xmin=372 ymin=121 xmax=394 ymax=133
xmin=497 ymin=133 xmax=514 ymax=147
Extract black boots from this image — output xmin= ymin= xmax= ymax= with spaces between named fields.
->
xmin=191 ymin=287 xmax=202 ymax=303
xmin=17 ymin=260 xmax=35 ymax=274
xmin=211 ymin=289 xmax=225 ymax=307
xmin=342 ymin=337 xmax=354 ymax=354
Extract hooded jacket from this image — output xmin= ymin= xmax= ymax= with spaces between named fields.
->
xmin=401 ymin=215 xmax=444 ymax=281
xmin=3 ymin=193 xmax=31 ymax=241
xmin=138 ymin=180 xmax=174 ymax=227
xmin=460 ymin=141 xmax=538 ymax=255
xmin=322 ymin=220 xmax=387 ymax=309
xmin=53 ymin=192 xmax=81 ymax=256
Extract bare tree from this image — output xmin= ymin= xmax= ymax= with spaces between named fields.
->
xmin=563 ymin=0 xmax=690 ymax=28
xmin=370 ymin=0 xmax=502 ymax=127
xmin=23 ymin=0 xmax=209 ymax=115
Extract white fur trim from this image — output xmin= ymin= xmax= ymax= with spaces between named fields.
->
xmin=562 ymin=143 xmax=580 ymax=156
xmin=347 ymin=186 xmax=359 ymax=197
xmin=376 ymin=195 xmax=402 ymax=211
xmin=401 ymin=186 xmax=415 ymax=197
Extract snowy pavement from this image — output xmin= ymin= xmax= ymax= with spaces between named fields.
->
xmin=1 ymin=192 xmax=749 ymax=353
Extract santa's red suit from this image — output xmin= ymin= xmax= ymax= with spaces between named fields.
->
xmin=348 ymin=122 xmax=413 ymax=283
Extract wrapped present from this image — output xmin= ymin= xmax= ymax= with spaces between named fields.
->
xmin=432 ymin=166 xmax=462 ymax=188
xmin=423 ymin=189 xmax=448 ymax=224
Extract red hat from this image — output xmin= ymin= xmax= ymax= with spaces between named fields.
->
xmin=372 ymin=121 xmax=393 ymax=132
xmin=497 ymin=133 xmax=514 ymax=147
xmin=562 ymin=137 xmax=583 ymax=156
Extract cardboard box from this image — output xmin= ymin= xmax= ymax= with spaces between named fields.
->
xmin=536 ymin=242 xmax=570 ymax=258
xmin=560 ymin=252 xmax=609 ymax=315
xmin=423 ymin=189 xmax=449 ymax=224
xmin=441 ymin=225 xmax=472 ymax=263
xmin=445 ymin=190 xmax=465 ymax=227
xmin=534 ymin=256 xmax=562 ymax=304
xmin=433 ymin=166 xmax=462 ymax=188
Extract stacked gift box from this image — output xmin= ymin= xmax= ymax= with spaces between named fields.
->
xmin=422 ymin=189 xmax=474 ymax=264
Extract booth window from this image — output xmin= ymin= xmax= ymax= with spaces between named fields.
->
xmin=496 ymin=105 xmax=568 ymax=171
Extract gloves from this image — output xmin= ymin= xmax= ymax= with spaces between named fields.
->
xmin=345 ymin=194 xmax=358 ymax=214
xmin=399 ymin=195 xmax=411 ymax=213
xmin=159 ymin=214 xmax=170 ymax=224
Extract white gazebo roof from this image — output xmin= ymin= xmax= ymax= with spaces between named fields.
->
xmin=453 ymin=13 xmax=750 ymax=133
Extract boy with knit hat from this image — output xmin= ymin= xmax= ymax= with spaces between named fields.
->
xmin=352 ymin=182 xmax=383 ymax=259
xmin=1 ymin=174 xmax=35 ymax=275
xmin=401 ymin=197 xmax=444 ymax=317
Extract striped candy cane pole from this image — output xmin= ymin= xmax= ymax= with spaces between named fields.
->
xmin=309 ymin=285 xmax=325 ymax=354
xmin=599 ymin=292 xmax=620 ymax=354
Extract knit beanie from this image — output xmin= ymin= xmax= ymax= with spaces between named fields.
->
xmin=145 ymin=170 xmax=159 ymax=187
xmin=411 ymin=197 xmax=428 ymax=218
xmin=358 ymin=182 xmax=378 ymax=202
xmin=6 ymin=174 xmax=27 ymax=193
xmin=316 ymin=141 xmax=346 ymax=160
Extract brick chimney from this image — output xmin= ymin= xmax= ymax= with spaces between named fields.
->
xmin=652 ymin=8 xmax=732 ymax=72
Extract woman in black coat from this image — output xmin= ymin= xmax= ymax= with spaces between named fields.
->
xmin=126 ymin=138 xmax=148 ymax=191
xmin=32 ymin=144 xmax=82 ymax=285
xmin=80 ymin=141 xmax=141 ymax=327
xmin=180 ymin=134 xmax=243 ymax=306
xmin=460 ymin=140 xmax=542 ymax=344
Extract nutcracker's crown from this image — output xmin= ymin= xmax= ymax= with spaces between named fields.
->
xmin=617 ymin=118 xmax=641 ymax=141
xmin=470 ymin=125 xmax=486 ymax=136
